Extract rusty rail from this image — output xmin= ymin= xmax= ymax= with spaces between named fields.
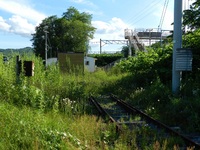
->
xmin=90 ymin=94 xmax=200 ymax=149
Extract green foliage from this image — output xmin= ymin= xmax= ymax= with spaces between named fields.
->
xmin=183 ymin=28 xmax=200 ymax=51
xmin=121 ymin=46 xmax=135 ymax=57
xmin=0 ymin=47 xmax=33 ymax=57
xmin=0 ymin=54 xmax=124 ymax=148
xmin=89 ymin=53 xmax=123 ymax=67
xmin=1 ymin=34 xmax=200 ymax=149
xmin=183 ymin=0 xmax=200 ymax=30
xmin=183 ymin=29 xmax=200 ymax=77
xmin=32 ymin=7 xmax=96 ymax=59
xmin=0 ymin=103 xmax=90 ymax=149
xmin=0 ymin=52 xmax=124 ymax=113
xmin=109 ymin=35 xmax=200 ymax=134
xmin=129 ymin=79 xmax=171 ymax=119
xmin=63 ymin=6 xmax=92 ymax=24
xmin=116 ymin=45 xmax=172 ymax=85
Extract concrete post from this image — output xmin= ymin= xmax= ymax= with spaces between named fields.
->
xmin=128 ymin=39 xmax=132 ymax=56
xmin=172 ymin=0 xmax=183 ymax=94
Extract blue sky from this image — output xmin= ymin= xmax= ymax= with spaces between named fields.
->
xmin=0 ymin=0 xmax=193 ymax=53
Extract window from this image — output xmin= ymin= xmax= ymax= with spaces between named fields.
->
xmin=85 ymin=61 xmax=89 ymax=65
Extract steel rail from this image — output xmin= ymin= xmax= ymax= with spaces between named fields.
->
xmin=89 ymin=96 xmax=122 ymax=131
xmin=110 ymin=94 xmax=200 ymax=149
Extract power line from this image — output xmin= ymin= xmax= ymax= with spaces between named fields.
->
xmin=158 ymin=0 xmax=169 ymax=30
xmin=158 ymin=0 xmax=167 ymax=29
xmin=131 ymin=7 xmax=160 ymax=26
xmin=125 ymin=0 xmax=161 ymax=26
xmin=126 ymin=0 xmax=160 ymax=22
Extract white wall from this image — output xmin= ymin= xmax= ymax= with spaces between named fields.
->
xmin=84 ymin=57 xmax=96 ymax=72
xmin=46 ymin=58 xmax=57 ymax=66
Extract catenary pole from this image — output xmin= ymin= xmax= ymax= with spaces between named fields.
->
xmin=172 ymin=0 xmax=183 ymax=94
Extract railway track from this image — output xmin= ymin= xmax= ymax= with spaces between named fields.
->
xmin=89 ymin=94 xmax=200 ymax=149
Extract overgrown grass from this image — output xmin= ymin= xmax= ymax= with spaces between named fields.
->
xmin=0 ymin=53 xmax=131 ymax=149
xmin=0 ymin=102 xmax=105 ymax=149
xmin=0 ymin=52 xmax=198 ymax=149
xmin=0 ymin=53 xmax=122 ymax=112
xmin=1 ymin=102 xmax=186 ymax=150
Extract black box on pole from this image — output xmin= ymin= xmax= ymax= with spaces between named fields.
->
xmin=24 ymin=61 xmax=34 ymax=76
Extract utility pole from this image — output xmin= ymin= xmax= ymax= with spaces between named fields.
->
xmin=172 ymin=0 xmax=182 ymax=94
xmin=100 ymin=39 xmax=102 ymax=54
xmin=44 ymin=26 xmax=48 ymax=68
xmin=128 ymin=39 xmax=132 ymax=56
xmin=148 ymin=29 xmax=153 ymax=46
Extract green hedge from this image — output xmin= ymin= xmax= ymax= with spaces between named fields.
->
xmin=88 ymin=54 xmax=123 ymax=67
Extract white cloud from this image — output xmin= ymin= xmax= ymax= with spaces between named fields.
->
xmin=0 ymin=0 xmax=46 ymax=24
xmin=153 ymin=2 xmax=174 ymax=30
xmin=0 ymin=0 xmax=46 ymax=37
xmin=92 ymin=17 xmax=131 ymax=38
xmin=70 ymin=0 xmax=97 ymax=8
xmin=8 ymin=15 xmax=35 ymax=37
xmin=90 ymin=17 xmax=132 ymax=52
xmin=0 ymin=16 xmax=10 ymax=31
xmin=82 ymin=9 xmax=103 ymax=16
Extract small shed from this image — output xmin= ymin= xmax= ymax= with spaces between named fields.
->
xmin=58 ymin=52 xmax=84 ymax=72
xmin=84 ymin=56 xmax=97 ymax=72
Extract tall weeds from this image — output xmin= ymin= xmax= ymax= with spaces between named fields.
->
xmin=0 ymin=53 xmax=122 ymax=113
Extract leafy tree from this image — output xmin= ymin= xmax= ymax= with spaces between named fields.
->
xmin=183 ymin=28 xmax=200 ymax=76
xmin=116 ymin=44 xmax=173 ymax=85
xmin=31 ymin=7 xmax=96 ymax=59
xmin=63 ymin=7 xmax=92 ymax=24
xmin=121 ymin=46 xmax=135 ymax=57
xmin=89 ymin=53 xmax=123 ymax=67
xmin=183 ymin=0 xmax=200 ymax=30
xmin=32 ymin=16 xmax=58 ymax=58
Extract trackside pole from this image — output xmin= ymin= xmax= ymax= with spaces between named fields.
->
xmin=16 ymin=55 xmax=21 ymax=83
xmin=172 ymin=0 xmax=183 ymax=94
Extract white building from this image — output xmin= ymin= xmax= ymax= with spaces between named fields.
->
xmin=46 ymin=58 xmax=57 ymax=66
xmin=84 ymin=56 xmax=97 ymax=72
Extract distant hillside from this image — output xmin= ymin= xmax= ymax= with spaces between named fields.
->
xmin=0 ymin=47 xmax=34 ymax=56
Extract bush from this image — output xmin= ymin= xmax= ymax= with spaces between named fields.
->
xmin=89 ymin=53 xmax=123 ymax=67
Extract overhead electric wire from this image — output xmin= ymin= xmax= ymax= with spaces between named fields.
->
xmin=158 ymin=0 xmax=167 ymax=29
xmin=158 ymin=0 xmax=169 ymax=30
xmin=126 ymin=0 xmax=159 ymax=21
xmin=125 ymin=0 xmax=162 ymax=27
xmin=125 ymin=0 xmax=158 ymax=20
xmin=126 ymin=0 xmax=160 ymax=24
xmin=131 ymin=8 xmax=160 ymax=26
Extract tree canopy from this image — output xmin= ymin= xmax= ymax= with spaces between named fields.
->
xmin=183 ymin=0 xmax=200 ymax=30
xmin=31 ymin=7 xmax=96 ymax=59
